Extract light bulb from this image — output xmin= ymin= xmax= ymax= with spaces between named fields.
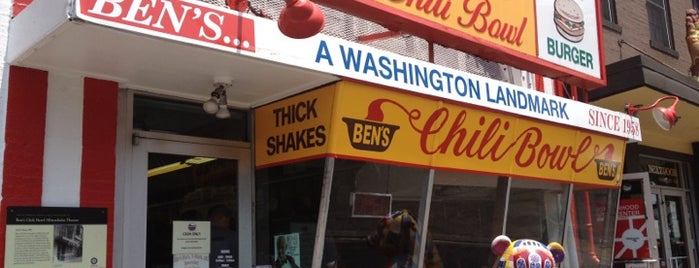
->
xmin=202 ymin=97 xmax=220 ymax=114
xmin=215 ymin=105 xmax=231 ymax=119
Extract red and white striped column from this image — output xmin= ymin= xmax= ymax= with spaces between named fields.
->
xmin=1 ymin=66 xmax=118 ymax=267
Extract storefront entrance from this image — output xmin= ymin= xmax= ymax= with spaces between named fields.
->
xmin=122 ymin=132 xmax=252 ymax=268
xmin=615 ymin=173 xmax=695 ymax=268
xmin=651 ymin=187 xmax=694 ymax=268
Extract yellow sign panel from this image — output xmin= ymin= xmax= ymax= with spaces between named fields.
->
xmin=373 ymin=0 xmax=537 ymax=55
xmin=254 ymin=85 xmax=336 ymax=167
xmin=255 ymin=82 xmax=626 ymax=187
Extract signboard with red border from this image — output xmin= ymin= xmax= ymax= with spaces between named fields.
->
xmin=614 ymin=198 xmax=651 ymax=260
xmin=255 ymin=81 xmax=627 ymax=187
xmin=312 ymin=0 xmax=606 ymax=89
xmin=74 ymin=0 xmax=256 ymax=54
xmin=73 ymin=0 xmax=638 ymax=141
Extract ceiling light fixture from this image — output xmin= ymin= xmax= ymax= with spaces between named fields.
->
xmin=625 ymin=95 xmax=680 ymax=131
xmin=202 ymin=78 xmax=233 ymax=119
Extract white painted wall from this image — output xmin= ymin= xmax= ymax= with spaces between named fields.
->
xmin=42 ymin=72 xmax=84 ymax=206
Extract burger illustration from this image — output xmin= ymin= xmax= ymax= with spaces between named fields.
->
xmin=553 ymin=0 xmax=585 ymax=43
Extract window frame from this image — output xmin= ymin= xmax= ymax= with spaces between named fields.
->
xmin=601 ymin=0 xmax=622 ymax=32
xmin=646 ymin=0 xmax=678 ymax=57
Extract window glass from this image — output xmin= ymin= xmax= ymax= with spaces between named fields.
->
xmin=324 ymin=159 xmax=431 ymax=268
xmin=428 ymin=171 xmax=501 ymax=267
xmin=563 ymin=185 xmax=619 ymax=267
xmin=255 ymin=159 xmax=325 ymax=267
xmin=134 ymin=95 xmax=248 ymax=141
xmin=146 ymin=153 xmax=238 ymax=268
xmin=647 ymin=0 xmax=674 ymax=49
xmin=601 ymin=0 xmax=618 ymax=23
xmin=506 ymin=178 xmax=570 ymax=244
xmin=639 ymin=156 xmax=683 ymax=188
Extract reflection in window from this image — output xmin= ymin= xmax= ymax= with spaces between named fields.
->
xmin=146 ymin=153 xmax=238 ymax=268
xmin=255 ymin=159 xmax=325 ymax=267
xmin=429 ymin=171 xmax=500 ymax=267
xmin=133 ymin=95 xmax=248 ymax=141
xmin=256 ymin=158 xmax=622 ymax=268
xmin=325 ymin=160 xmax=431 ymax=268
xmin=564 ymin=186 xmax=619 ymax=267
xmin=639 ymin=156 xmax=683 ymax=187
xmin=506 ymin=179 xmax=569 ymax=244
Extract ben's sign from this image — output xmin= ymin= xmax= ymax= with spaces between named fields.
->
xmin=313 ymin=0 xmax=605 ymax=89
xmin=255 ymin=81 xmax=625 ymax=187
xmin=75 ymin=0 xmax=256 ymax=53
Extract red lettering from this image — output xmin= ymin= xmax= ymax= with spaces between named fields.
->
xmin=390 ymin=0 xmax=452 ymax=20
xmin=458 ymin=0 xmax=526 ymax=46
xmin=588 ymin=109 xmax=621 ymax=131
xmin=537 ymin=144 xmax=573 ymax=170
xmin=434 ymin=111 xmax=510 ymax=160
xmin=371 ymin=99 xmax=618 ymax=177
xmin=406 ymin=105 xmax=616 ymax=172
xmin=513 ymin=128 xmax=541 ymax=167
xmin=458 ymin=0 xmax=489 ymax=31
xmin=570 ymin=137 xmax=616 ymax=172
xmin=622 ymin=118 xmax=641 ymax=136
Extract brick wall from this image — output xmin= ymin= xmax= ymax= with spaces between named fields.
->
xmin=603 ymin=0 xmax=694 ymax=76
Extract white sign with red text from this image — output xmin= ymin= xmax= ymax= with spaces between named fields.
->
xmin=72 ymin=0 xmax=641 ymax=141
xmin=75 ymin=0 xmax=256 ymax=53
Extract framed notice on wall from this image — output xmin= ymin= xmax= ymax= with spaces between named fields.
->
xmin=351 ymin=192 xmax=392 ymax=218
xmin=4 ymin=206 xmax=108 ymax=268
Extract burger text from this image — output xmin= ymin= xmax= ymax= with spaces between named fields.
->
xmin=547 ymin=37 xmax=593 ymax=69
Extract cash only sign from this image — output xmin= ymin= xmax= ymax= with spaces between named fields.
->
xmin=255 ymin=81 xmax=626 ymax=187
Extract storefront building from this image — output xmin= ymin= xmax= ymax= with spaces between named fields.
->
xmin=591 ymin=56 xmax=699 ymax=268
xmin=590 ymin=1 xmax=699 ymax=267
xmin=0 ymin=0 xmax=641 ymax=267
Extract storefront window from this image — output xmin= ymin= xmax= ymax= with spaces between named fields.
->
xmin=255 ymin=159 xmax=325 ymax=267
xmin=255 ymin=158 xmax=621 ymax=268
xmin=639 ymin=156 xmax=683 ymax=187
xmin=146 ymin=153 xmax=238 ymax=268
xmin=429 ymin=171 xmax=501 ymax=267
xmin=426 ymin=173 xmax=572 ymax=267
xmin=325 ymin=159 xmax=431 ymax=268
xmin=507 ymin=179 xmax=570 ymax=246
xmin=133 ymin=95 xmax=248 ymax=141
xmin=564 ymin=185 xmax=619 ymax=268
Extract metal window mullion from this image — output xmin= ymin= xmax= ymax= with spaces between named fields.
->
xmin=412 ymin=169 xmax=435 ymax=268
xmin=311 ymin=157 xmax=335 ymax=268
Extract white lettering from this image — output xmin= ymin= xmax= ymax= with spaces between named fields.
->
xmin=123 ymin=0 xmax=155 ymax=26
xmin=199 ymin=11 xmax=224 ymax=40
xmin=87 ymin=0 xmax=124 ymax=17
xmin=153 ymin=0 xmax=193 ymax=32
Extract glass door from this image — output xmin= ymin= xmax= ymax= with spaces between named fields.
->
xmin=652 ymin=188 xmax=695 ymax=268
xmin=121 ymin=133 xmax=252 ymax=268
